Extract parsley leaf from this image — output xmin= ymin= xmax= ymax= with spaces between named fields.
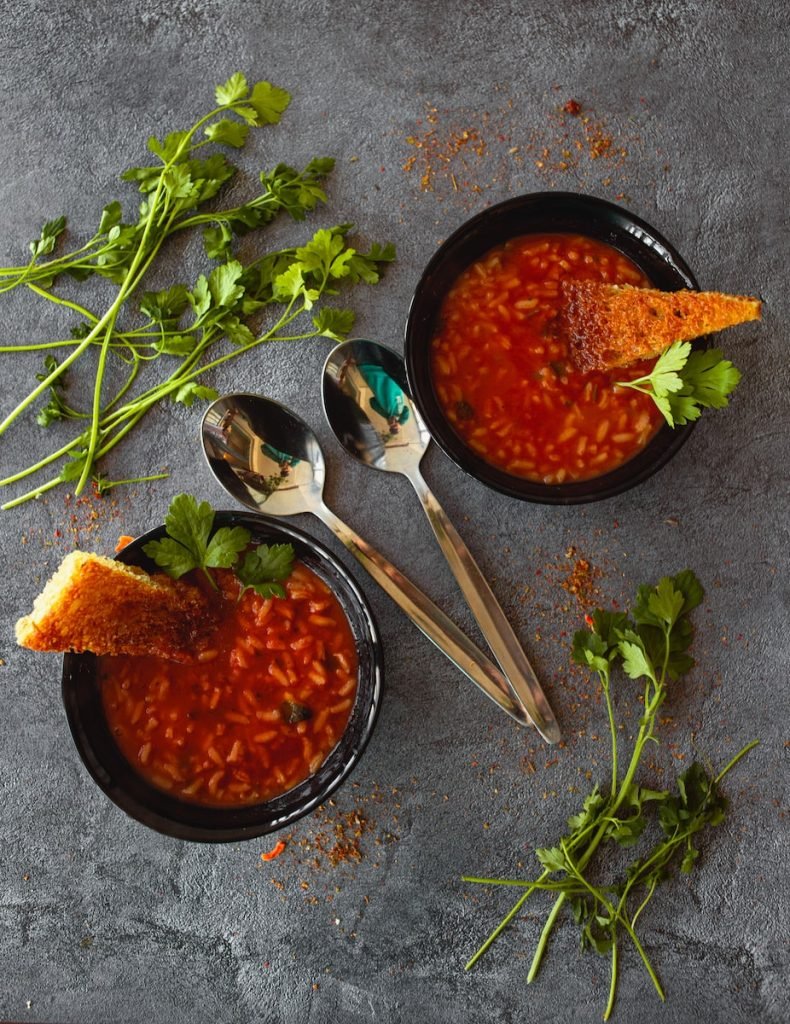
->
xmin=204 ymin=524 xmax=253 ymax=569
xmin=142 ymin=536 xmax=199 ymax=579
xmin=35 ymin=355 xmax=80 ymax=427
xmin=98 ymin=202 xmax=122 ymax=234
xmin=215 ymin=72 xmax=249 ymax=106
xmin=236 ymin=543 xmax=295 ymax=598
xmin=29 ymin=216 xmax=67 ymax=259
xmin=535 ymin=846 xmax=568 ymax=873
xmin=155 ymin=334 xmax=197 ymax=357
xmin=173 ymin=383 xmax=218 ymax=407
xmin=617 ymin=635 xmax=657 ymax=683
xmin=247 ymin=81 xmax=291 ymax=125
xmin=617 ymin=342 xmax=741 ymax=428
xmin=203 ymin=223 xmax=233 ymax=260
xmin=670 ymin=348 xmax=741 ymax=417
xmin=312 ymin=307 xmax=356 ymax=341
xmin=143 ymin=493 xmax=251 ymax=585
xmin=204 ymin=118 xmax=249 ymax=148
xmin=208 ymin=260 xmax=245 ymax=308
xmin=140 ymin=284 xmax=190 ymax=323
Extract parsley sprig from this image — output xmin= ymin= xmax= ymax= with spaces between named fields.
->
xmin=463 ymin=570 xmax=757 ymax=1019
xmin=0 ymin=73 xmax=395 ymax=509
xmin=143 ymin=493 xmax=294 ymax=598
xmin=617 ymin=341 xmax=741 ymax=427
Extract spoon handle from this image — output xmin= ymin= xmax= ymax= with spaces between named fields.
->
xmin=315 ymin=503 xmax=537 ymax=732
xmin=408 ymin=469 xmax=561 ymax=744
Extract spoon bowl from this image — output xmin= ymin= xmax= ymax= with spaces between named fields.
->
xmin=202 ymin=394 xmax=324 ymax=517
xmin=322 ymin=340 xmax=431 ymax=474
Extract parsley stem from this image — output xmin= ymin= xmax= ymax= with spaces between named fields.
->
xmin=95 ymin=473 xmax=169 ymax=492
xmin=618 ymin=919 xmax=664 ymax=1002
xmin=465 ymin=870 xmax=550 ymax=971
xmin=201 ymin=567 xmax=218 ymax=591
xmin=0 ymin=339 xmax=105 ymax=353
xmin=462 ymin=876 xmax=584 ymax=893
xmin=0 ymin=435 xmax=77 ymax=486
xmin=0 ymin=234 xmax=105 ymax=278
xmin=0 ymin=319 xmax=104 ymax=432
xmin=72 ymin=170 xmax=179 ymax=493
xmin=604 ymin=941 xmax=618 ymax=1021
xmin=602 ymin=671 xmax=618 ymax=797
xmin=714 ymin=738 xmax=759 ymax=784
xmin=25 ymin=283 xmax=100 ymax=323
xmin=527 ymin=891 xmax=566 ymax=983
xmin=1 ymin=475 xmax=63 ymax=509
xmin=629 ymin=874 xmax=658 ymax=929
xmin=76 ymin=315 xmax=117 ymax=494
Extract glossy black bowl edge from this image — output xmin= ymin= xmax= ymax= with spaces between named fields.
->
xmin=62 ymin=511 xmax=383 ymax=843
xmin=404 ymin=192 xmax=701 ymax=505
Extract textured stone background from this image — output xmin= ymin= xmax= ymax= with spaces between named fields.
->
xmin=0 ymin=2 xmax=787 ymax=1022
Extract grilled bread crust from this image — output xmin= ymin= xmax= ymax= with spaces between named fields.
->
xmin=15 ymin=551 xmax=215 ymax=662
xmin=562 ymin=283 xmax=761 ymax=372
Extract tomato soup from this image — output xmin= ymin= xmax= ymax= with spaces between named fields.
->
xmin=430 ymin=234 xmax=664 ymax=483
xmin=99 ymin=562 xmax=358 ymax=807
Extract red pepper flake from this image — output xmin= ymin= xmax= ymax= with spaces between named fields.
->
xmin=560 ymin=550 xmax=602 ymax=609
xmin=261 ymin=840 xmax=286 ymax=862
xmin=115 ymin=534 xmax=134 ymax=553
xmin=563 ymin=98 xmax=582 ymax=115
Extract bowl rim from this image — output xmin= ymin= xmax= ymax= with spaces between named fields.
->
xmin=404 ymin=191 xmax=701 ymax=505
xmin=62 ymin=510 xmax=383 ymax=843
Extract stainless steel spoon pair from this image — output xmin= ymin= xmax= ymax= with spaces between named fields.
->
xmin=200 ymin=340 xmax=560 ymax=743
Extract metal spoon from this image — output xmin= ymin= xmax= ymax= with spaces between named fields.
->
xmin=321 ymin=339 xmax=560 ymax=744
xmin=200 ymin=393 xmax=547 ymax=736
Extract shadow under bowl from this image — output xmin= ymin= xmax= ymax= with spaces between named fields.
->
xmin=62 ymin=511 xmax=383 ymax=843
xmin=404 ymin=191 xmax=700 ymax=504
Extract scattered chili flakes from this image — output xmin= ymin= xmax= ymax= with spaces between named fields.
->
xmin=20 ymin=482 xmax=131 ymax=555
xmin=560 ymin=548 xmax=603 ymax=609
xmin=261 ymin=840 xmax=286 ymax=862
xmin=400 ymin=89 xmax=655 ymax=204
xmin=269 ymin=780 xmax=404 ymax=885
xmin=404 ymin=112 xmax=490 ymax=194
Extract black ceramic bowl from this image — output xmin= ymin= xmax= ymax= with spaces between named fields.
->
xmin=62 ymin=512 xmax=383 ymax=843
xmin=404 ymin=192 xmax=700 ymax=504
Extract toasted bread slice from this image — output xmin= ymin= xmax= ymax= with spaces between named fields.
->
xmin=16 ymin=551 xmax=215 ymax=662
xmin=562 ymin=282 xmax=761 ymax=372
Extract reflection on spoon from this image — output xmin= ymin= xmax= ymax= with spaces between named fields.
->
xmin=201 ymin=393 xmax=545 ymax=734
xmin=322 ymin=340 xmax=560 ymax=744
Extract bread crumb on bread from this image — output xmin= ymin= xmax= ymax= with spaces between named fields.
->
xmin=561 ymin=283 xmax=761 ymax=372
xmin=15 ymin=551 xmax=216 ymax=662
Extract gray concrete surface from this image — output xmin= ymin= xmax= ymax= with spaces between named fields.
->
xmin=0 ymin=1 xmax=788 ymax=1021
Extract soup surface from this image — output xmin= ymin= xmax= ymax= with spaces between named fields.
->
xmin=430 ymin=233 xmax=664 ymax=483
xmin=100 ymin=562 xmax=358 ymax=807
